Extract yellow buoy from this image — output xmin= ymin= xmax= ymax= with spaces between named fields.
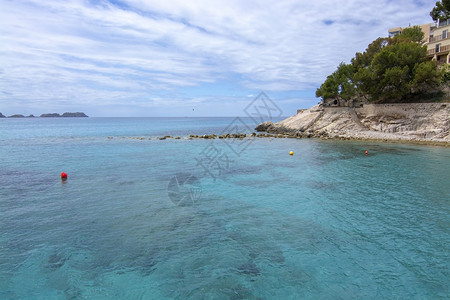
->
xmin=289 ymin=151 xmax=294 ymax=155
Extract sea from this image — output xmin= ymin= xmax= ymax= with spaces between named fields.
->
xmin=0 ymin=117 xmax=449 ymax=299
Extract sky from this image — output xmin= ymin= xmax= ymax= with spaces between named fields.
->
xmin=0 ymin=0 xmax=435 ymax=117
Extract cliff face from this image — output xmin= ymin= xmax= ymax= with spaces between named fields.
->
xmin=257 ymin=103 xmax=449 ymax=143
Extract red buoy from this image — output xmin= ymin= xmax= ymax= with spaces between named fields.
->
xmin=61 ymin=172 xmax=68 ymax=180
xmin=365 ymin=150 xmax=368 ymax=156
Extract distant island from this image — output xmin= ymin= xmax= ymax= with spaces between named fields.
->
xmin=40 ymin=113 xmax=61 ymax=118
xmin=0 ymin=112 xmax=88 ymax=118
xmin=41 ymin=112 xmax=88 ymax=117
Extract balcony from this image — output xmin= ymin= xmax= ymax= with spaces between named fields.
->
xmin=440 ymin=44 xmax=450 ymax=53
xmin=427 ymin=44 xmax=450 ymax=56
xmin=429 ymin=34 xmax=443 ymax=43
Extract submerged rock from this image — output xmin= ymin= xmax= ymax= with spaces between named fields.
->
xmin=237 ymin=261 xmax=260 ymax=276
xmin=47 ymin=252 xmax=71 ymax=270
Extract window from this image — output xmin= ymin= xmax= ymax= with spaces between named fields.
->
xmin=388 ymin=31 xmax=401 ymax=38
xmin=443 ymin=30 xmax=448 ymax=39
xmin=436 ymin=43 xmax=441 ymax=53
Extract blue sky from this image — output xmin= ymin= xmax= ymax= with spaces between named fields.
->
xmin=0 ymin=0 xmax=434 ymax=116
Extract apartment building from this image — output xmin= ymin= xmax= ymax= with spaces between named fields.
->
xmin=426 ymin=20 xmax=450 ymax=65
xmin=388 ymin=23 xmax=434 ymax=42
xmin=388 ymin=21 xmax=450 ymax=66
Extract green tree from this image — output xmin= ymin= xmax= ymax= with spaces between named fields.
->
xmin=412 ymin=61 xmax=441 ymax=92
xmin=359 ymin=42 xmax=439 ymax=102
xmin=316 ymin=63 xmax=356 ymax=100
xmin=315 ymin=74 xmax=339 ymax=100
xmin=430 ymin=0 xmax=450 ymax=21
xmin=396 ymin=26 xmax=425 ymax=43
xmin=317 ymin=37 xmax=441 ymax=103
xmin=351 ymin=38 xmax=389 ymax=70
xmin=439 ymin=64 xmax=450 ymax=83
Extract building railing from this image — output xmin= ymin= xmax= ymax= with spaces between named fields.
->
xmin=427 ymin=44 xmax=450 ymax=56
xmin=429 ymin=34 xmax=443 ymax=43
xmin=442 ymin=44 xmax=450 ymax=52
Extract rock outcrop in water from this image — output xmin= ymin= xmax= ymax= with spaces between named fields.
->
xmin=256 ymin=103 xmax=450 ymax=144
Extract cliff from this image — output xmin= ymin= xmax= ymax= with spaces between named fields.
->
xmin=256 ymin=103 xmax=449 ymax=144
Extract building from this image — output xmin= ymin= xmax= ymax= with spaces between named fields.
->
xmin=388 ymin=23 xmax=434 ymax=43
xmin=388 ymin=21 xmax=450 ymax=66
xmin=426 ymin=20 xmax=450 ymax=66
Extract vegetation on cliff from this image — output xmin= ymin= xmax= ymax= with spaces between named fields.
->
xmin=316 ymin=27 xmax=444 ymax=103
xmin=317 ymin=2 xmax=450 ymax=104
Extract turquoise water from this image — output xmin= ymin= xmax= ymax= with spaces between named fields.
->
xmin=1 ymin=118 xmax=449 ymax=299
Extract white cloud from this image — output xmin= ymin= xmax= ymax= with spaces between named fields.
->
xmin=0 ymin=0 xmax=434 ymax=116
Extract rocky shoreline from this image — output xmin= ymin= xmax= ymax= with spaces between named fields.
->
xmin=105 ymin=103 xmax=449 ymax=146
xmin=255 ymin=103 xmax=449 ymax=146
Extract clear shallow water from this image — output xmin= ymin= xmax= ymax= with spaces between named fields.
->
xmin=1 ymin=118 xmax=449 ymax=299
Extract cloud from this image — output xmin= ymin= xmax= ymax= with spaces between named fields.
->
xmin=0 ymin=0 xmax=435 ymax=116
